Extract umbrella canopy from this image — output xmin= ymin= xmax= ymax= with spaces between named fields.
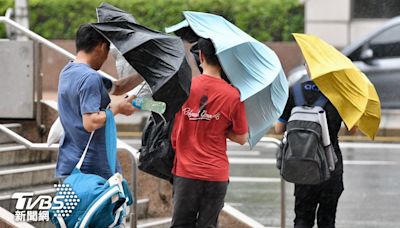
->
xmin=96 ymin=2 xmax=137 ymax=23
xmin=166 ymin=11 xmax=288 ymax=147
xmin=91 ymin=3 xmax=192 ymax=121
xmin=293 ymin=33 xmax=381 ymax=139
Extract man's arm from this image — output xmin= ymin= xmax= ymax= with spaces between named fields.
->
xmin=275 ymin=89 xmax=293 ymax=135
xmin=345 ymin=125 xmax=358 ymax=135
xmin=227 ymin=131 xmax=248 ymax=145
xmin=275 ymin=121 xmax=286 ymax=134
xmin=82 ymin=112 xmax=107 ymax=133
xmin=228 ymin=100 xmax=249 ymax=145
xmin=112 ymin=74 xmax=144 ymax=95
xmin=82 ymin=95 xmax=136 ymax=132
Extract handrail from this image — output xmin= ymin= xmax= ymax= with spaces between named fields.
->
xmin=4 ymin=8 xmax=13 ymax=38
xmin=117 ymin=139 xmax=139 ymax=228
xmin=0 ymin=206 xmax=36 ymax=228
xmin=0 ymin=124 xmax=139 ymax=228
xmin=0 ymin=16 xmax=115 ymax=82
xmin=259 ymin=137 xmax=285 ymax=228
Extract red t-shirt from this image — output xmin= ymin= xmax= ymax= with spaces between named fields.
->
xmin=171 ymin=74 xmax=248 ymax=181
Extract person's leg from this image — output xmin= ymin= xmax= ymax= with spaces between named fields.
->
xmin=294 ymin=184 xmax=321 ymax=228
xmin=316 ymin=174 xmax=344 ymax=228
xmin=171 ymin=176 xmax=203 ymax=228
xmin=196 ymin=180 xmax=228 ymax=228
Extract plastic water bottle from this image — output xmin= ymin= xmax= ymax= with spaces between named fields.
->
xmin=132 ymin=97 xmax=166 ymax=114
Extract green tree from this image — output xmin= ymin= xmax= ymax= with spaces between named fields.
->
xmin=0 ymin=0 xmax=13 ymax=36
xmin=0 ymin=0 xmax=303 ymax=41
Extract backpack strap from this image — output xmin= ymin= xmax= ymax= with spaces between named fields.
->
xmin=314 ymin=94 xmax=328 ymax=108
xmin=55 ymin=216 xmax=67 ymax=228
xmin=293 ymin=81 xmax=328 ymax=108
xmin=293 ymin=82 xmax=306 ymax=106
xmin=76 ymin=175 xmax=132 ymax=227
xmin=76 ymin=185 xmax=121 ymax=228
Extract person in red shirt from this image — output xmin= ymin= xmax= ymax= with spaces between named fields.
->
xmin=171 ymin=38 xmax=249 ymax=228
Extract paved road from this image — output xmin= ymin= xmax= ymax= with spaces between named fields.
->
xmin=123 ymin=138 xmax=400 ymax=228
xmin=225 ymin=142 xmax=400 ymax=228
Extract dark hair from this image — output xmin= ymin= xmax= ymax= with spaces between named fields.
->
xmin=75 ymin=23 xmax=109 ymax=53
xmin=175 ymin=27 xmax=200 ymax=43
xmin=197 ymin=38 xmax=220 ymax=66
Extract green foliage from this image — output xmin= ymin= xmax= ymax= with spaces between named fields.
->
xmin=0 ymin=0 xmax=13 ymax=37
xmin=0 ymin=0 xmax=303 ymax=41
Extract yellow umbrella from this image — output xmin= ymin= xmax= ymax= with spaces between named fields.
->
xmin=293 ymin=33 xmax=381 ymax=139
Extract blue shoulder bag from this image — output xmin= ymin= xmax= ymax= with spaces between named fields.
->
xmin=50 ymin=109 xmax=133 ymax=227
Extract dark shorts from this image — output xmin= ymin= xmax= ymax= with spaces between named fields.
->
xmin=294 ymin=174 xmax=344 ymax=228
xmin=171 ymin=176 xmax=229 ymax=228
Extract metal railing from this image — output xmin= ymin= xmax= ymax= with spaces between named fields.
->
xmin=229 ymin=137 xmax=286 ymax=228
xmin=0 ymin=16 xmax=139 ymax=227
xmin=0 ymin=16 xmax=115 ymax=82
xmin=0 ymin=123 xmax=139 ymax=228
xmin=229 ymin=137 xmax=285 ymax=228
xmin=259 ymin=137 xmax=285 ymax=228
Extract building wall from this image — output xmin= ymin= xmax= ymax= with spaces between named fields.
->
xmin=305 ymin=0 xmax=351 ymax=47
xmin=304 ymin=0 xmax=391 ymax=48
xmin=41 ymin=40 xmax=118 ymax=92
xmin=350 ymin=19 xmax=387 ymax=43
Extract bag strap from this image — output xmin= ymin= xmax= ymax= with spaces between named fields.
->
xmin=105 ymin=109 xmax=117 ymax=174
xmin=293 ymin=82 xmax=306 ymax=106
xmin=56 ymin=216 xmax=67 ymax=228
xmin=75 ymin=131 xmax=95 ymax=170
xmin=75 ymin=109 xmax=117 ymax=174
xmin=77 ymin=185 xmax=121 ymax=228
xmin=314 ymin=94 xmax=328 ymax=107
xmin=293 ymin=81 xmax=328 ymax=108
xmin=77 ymin=176 xmax=132 ymax=227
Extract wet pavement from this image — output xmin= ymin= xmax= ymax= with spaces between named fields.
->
xmin=225 ymin=142 xmax=400 ymax=228
xmin=124 ymin=138 xmax=400 ymax=227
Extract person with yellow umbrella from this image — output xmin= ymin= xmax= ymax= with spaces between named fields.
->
xmin=275 ymin=33 xmax=381 ymax=228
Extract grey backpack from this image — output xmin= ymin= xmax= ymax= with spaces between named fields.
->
xmin=277 ymin=82 xmax=336 ymax=185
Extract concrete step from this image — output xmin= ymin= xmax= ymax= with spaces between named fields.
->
xmin=0 ymin=184 xmax=56 ymax=213
xmin=0 ymin=123 xmax=21 ymax=144
xmin=0 ymin=184 xmax=56 ymax=228
xmin=0 ymin=144 xmax=57 ymax=167
xmin=138 ymin=217 xmax=171 ymax=228
xmin=0 ymin=206 xmax=35 ymax=228
xmin=137 ymin=198 xmax=150 ymax=219
xmin=0 ymin=184 xmax=151 ymax=226
xmin=30 ymin=220 xmax=55 ymax=228
xmin=35 ymin=200 xmax=153 ymax=228
xmin=0 ymin=163 xmax=57 ymax=191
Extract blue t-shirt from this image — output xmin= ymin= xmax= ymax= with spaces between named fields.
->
xmin=57 ymin=62 xmax=120 ymax=179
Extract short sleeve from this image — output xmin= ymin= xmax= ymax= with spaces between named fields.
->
xmin=79 ymin=74 xmax=102 ymax=115
xmin=101 ymin=76 xmax=113 ymax=92
xmin=279 ymin=89 xmax=294 ymax=123
xmin=231 ymin=100 xmax=248 ymax=135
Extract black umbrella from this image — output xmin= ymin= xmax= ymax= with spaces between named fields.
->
xmin=91 ymin=3 xmax=191 ymax=121
xmin=96 ymin=3 xmax=137 ymax=23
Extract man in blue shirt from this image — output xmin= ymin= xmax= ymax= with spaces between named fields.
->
xmin=57 ymin=24 xmax=139 ymax=179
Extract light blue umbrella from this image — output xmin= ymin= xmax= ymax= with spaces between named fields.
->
xmin=166 ymin=11 xmax=288 ymax=147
